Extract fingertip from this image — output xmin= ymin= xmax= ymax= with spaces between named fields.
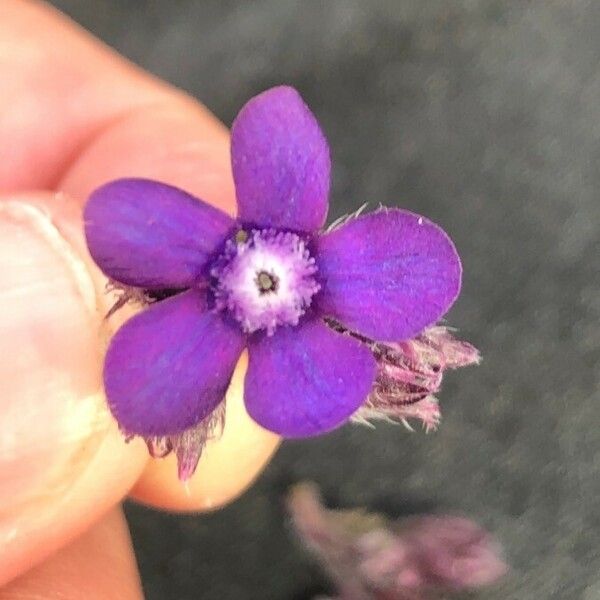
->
xmin=0 ymin=191 xmax=148 ymax=585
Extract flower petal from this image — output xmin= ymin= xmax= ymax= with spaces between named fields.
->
xmin=244 ymin=319 xmax=376 ymax=437
xmin=231 ymin=86 xmax=330 ymax=232
xmin=84 ymin=178 xmax=234 ymax=289
xmin=104 ymin=290 xmax=245 ymax=436
xmin=315 ymin=209 xmax=461 ymax=341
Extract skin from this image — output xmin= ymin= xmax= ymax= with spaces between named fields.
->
xmin=0 ymin=1 xmax=280 ymax=596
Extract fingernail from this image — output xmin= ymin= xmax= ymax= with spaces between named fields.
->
xmin=0 ymin=198 xmax=107 ymax=512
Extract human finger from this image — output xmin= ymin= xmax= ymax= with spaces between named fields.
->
xmin=0 ymin=507 xmax=143 ymax=600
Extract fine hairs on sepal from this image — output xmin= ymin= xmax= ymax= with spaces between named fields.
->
xmin=353 ymin=325 xmax=481 ymax=431
xmin=145 ymin=402 xmax=226 ymax=481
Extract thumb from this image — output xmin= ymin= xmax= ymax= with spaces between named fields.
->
xmin=0 ymin=191 xmax=147 ymax=586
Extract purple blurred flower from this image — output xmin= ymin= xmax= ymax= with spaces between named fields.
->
xmin=84 ymin=86 xmax=463 ymax=479
xmin=288 ymin=483 xmax=507 ymax=600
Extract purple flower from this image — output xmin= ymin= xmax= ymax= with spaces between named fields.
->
xmin=288 ymin=483 xmax=507 ymax=600
xmin=84 ymin=86 xmax=462 ymax=478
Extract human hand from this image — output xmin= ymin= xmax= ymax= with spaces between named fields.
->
xmin=0 ymin=2 xmax=279 ymax=597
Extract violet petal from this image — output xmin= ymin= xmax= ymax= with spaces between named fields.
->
xmin=244 ymin=318 xmax=376 ymax=437
xmin=315 ymin=209 xmax=461 ymax=341
xmin=104 ymin=290 xmax=244 ymax=436
xmin=84 ymin=178 xmax=234 ymax=289
xmin=231 ymin=86 xmax=330 ymax=232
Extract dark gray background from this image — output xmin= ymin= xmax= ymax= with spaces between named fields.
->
xmin=50 ymin=1 xmax=600 ymax=599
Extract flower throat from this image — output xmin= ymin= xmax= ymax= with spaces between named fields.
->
xmin=211 ymin=228 xmax=320 ymax=335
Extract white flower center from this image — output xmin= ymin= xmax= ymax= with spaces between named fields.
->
xmin=211 ymin=229 xmax=320 ymax=335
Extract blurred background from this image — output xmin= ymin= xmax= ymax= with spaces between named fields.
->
xmin=49 ymin=1 xmax=600 ymax=599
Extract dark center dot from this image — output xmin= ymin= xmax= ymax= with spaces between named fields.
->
xmin=256 ymin=271 xmax=278 ymax=294
xmin=235 ymin=229 xmax=249 ymax=244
